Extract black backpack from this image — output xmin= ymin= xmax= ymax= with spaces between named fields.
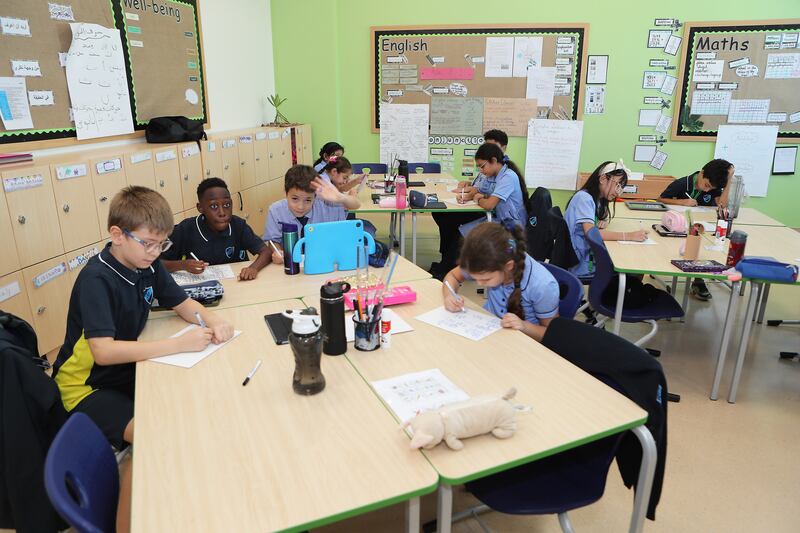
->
xmin=525 ymin=187 xmax=554 ymax=261
xmin=145 ymin=116 xmax=207 ymax=144
xmin=0 ymin=310 xmax=45 ymax=364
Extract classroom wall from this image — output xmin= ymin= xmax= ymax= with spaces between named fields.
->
xmin=271 ymin=0 xmax=800 ymax=226
xmin=34 ymin=0 xmax=276 ymax=159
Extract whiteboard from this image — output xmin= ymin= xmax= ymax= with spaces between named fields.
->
xmin=714 ymin=125 xmax=778 ymax=197
xmin=379 ymin=103 xmax=429 ymax=166
xmin=524 ymin=119 xmax=584 ymax=190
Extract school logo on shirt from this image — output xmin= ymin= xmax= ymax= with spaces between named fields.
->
xmin=143 ymin=286 xmax=153 ymax=305
xmin=703 ymin=193 xmax=711 ymax=204
xmin=528 ymin=216 xmax=538 ymax=227
xmin=225 ymin=246 xmax=234 ymax=259
xmin=239 ymin=250 xmax=247 ymax=260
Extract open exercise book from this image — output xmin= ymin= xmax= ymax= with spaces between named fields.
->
xmin=171 ymin=264 xmax=235 ymax=286
xmin=149 ymin=324 xmax=242 ymax=368
xmin=371 ymin=368 xmax=469 ymax=424
xmin=415 ymin=306 xmax=501 ymax=341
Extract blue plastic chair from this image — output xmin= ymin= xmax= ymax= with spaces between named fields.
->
xmin=351 ymin=163 xmax=388 ymax=174
xmin=539 ymin=261 xmax=583 ymax=319
xmin=408 ymin=162 xmax=441 ymax=173
xmin=585 ymin=227 xmax=683 ymax=346
xmin=44 ymin=413 xmax=119 ymax=533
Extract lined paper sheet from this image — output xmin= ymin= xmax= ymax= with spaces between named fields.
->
xmin=415 ymin=306 xmax=501 ymax=341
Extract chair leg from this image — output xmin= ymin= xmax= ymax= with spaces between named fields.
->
xmin=680 ymin=277 xmax=691 ymax=323
xmin=629 ymin=426 xmax=657 ymax=533
xmin=558 ymin=512 xmax=576 ymax=533
xmin=633 ymin=320 xmax=658 ymax=348
xmin=613 ymin=273 xmax=626 ymax=336
xmin=756 ymin=283 xmax=770 ymax=324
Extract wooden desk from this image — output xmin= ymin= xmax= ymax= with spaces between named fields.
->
xmin=305 ymin=279 xmax=654 ymax=533
xmin=134 ymin=300 xmax=438 ymax=532
xmin=614 ymin=203 xmax=785 ymax=227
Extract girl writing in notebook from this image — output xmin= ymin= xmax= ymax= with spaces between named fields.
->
xmin=441 ymin=223 xmax=559 ymax=342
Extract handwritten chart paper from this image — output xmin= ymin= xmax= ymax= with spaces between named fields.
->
xmin=171 ymin=264 xmax=235 ymax=286
xmin=430 ymin=97 xmax=484 ymax=136
xmin=66 ymin=23 xmax=134 ymax=140
xmin=371 ymin=368 xmax=469 ymax=423
xmin=482 ymin=97 xmax=537 ymax=137
xmin=415 ymin=306 xmax=501 ymax=341
xmin=149 ymin=325 xmax=242 ymax=368
xmin=524 ymin=119 xmax=584 ymax=190
xmin=379 ymin=103 xmax=429 ymax=166
xmin=525 ymin=67 xmax=556 ymax=107
xmin=714 ymin=125 xmax=778 ymax=197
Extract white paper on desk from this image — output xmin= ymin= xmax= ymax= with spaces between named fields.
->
xmin=371 ymin=368 xmax=469 ymax=424
xmin=525 ymin=67 xmax=555 ymax=107
xmin=415 ymin=306 xmax=501 ymax=341
xmin=345 ymin=311 xmax=413 ymax=342
xmin=618 ymin=238 xmax=658 ymax=245
xmin=149 ymin=325 xmax=241 ymax=368
xmin=171 ymin=264 xmax=235 ymax=285
xmin=444 ymin=197 xmax=477 ymax=206
xmin=484 ymin=37 xmax=514 ymax=78
xmin=0 ymin=77 xmax=34 ymax=130
xmin=66 ymin=23 xmax=134 ymax=140
xmin=668 ymin=205 xmax=713 ymax=214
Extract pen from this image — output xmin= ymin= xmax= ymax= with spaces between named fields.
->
xmin=242 ymin=360 xmax=262 ymax=386
xmin=444 ymin=280 xmax=465 ymax=312
xmin=189 ymin=252 xmax=200 ymax=261
xmin=269 ymin=241 xmax=284 ymax=258
xmin=194 ymin=311 xmax=208 ymax=329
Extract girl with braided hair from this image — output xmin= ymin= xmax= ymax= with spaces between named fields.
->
xmin=441 ymin=222 xmax=559 ymax=342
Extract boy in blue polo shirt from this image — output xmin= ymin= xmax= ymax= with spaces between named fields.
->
xmin=52 ymin=186 xmax=234 ymax=450
xmin=264 ymin=164 xmax=361 ymax=261
xmin=160 ymin=177 xmax=270 ymax=280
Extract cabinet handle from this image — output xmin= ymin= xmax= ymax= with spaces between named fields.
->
xmin=244 ymin=214 xmax=250 ymax=220
xmin=99 ymin=196 xmax=108 ymax=202
xmin=240 ymin=161 xmax=245 ymax=166
xmin=183 ymin=174 xmax=189 ymax=181
xmin=255 ymin=157 xmax=260 ymax=161
xmin=269 ymin=153 xmax=274 ymax=159
xmin=206 ymin=169 xmax=211 ymax=175
xmin=17 ymin=215 xmax=26 ymax=224
xmin=63 ymin=204 xmax=70 ymax=213
xmin=37 ymin=306 xmax=46 ymax=315
xmin=159 ymin=180 xmax=165 ymax=187
xmin=238 ymin=191 xmax=243 ymax=211
xmin=224 ymin=164 xmax=230 ymax=170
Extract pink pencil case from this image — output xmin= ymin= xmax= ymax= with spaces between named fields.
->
xmin=344 ymin=285 xmax=417 ymax=310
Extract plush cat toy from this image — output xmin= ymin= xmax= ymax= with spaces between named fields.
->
xmin=406 ymin=388 xmax=517 ymax=451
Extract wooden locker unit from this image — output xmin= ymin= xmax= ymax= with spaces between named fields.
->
xmin=248 ymin=182 xmax=270 ymax=238
xmin=264 ymin=176 xmax=285 ymax=211
xmin=2 ymin=165 xmax=64 ymax=267
xmin=201 ymin=139 xmax=223 ymax=180
xmin=0 ymin=185 xmax=22 ymax=277
xmin=299 ymin=124 xmax=313 ymax=165
xmin=125 ymin=150 xmax=157 ymax=190
xmin=238 ymin=133 xmax=256 ymax=190
xmin=220 ymin=138 xmax=241 ymax=195
xmin=89 ymin=155 xmax=128 ymax=239
xmin=0 ymin=271 xmax=33 ymax=325
xmin=152 ymin=147 xmax=184 ymax=215
xmin=23 ymin=255 xmax=71 ymax=355
xmin=267 ymin=127 xmax=293 ymax=180
xmin=178 ymin=142 xmax=204 ymax=210
xmin=51 ymin=161 xmax=102 ymax=253
xmin=253 ymin=130 xmax=271 ymax=184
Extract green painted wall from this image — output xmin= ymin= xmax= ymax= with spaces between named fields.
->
xmin=271 ymin=0 xmax=800 ymax=226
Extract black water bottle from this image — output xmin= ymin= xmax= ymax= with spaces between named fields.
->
xmin=320 ymin=281 xmax=351 ymax=356
xmin=397 ymin=159 xmax=409 ymax=181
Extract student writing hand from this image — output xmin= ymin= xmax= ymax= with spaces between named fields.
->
xmin=238 ymin=266 xmax=258 ymax=281
xmin=177 ymin=326 xmax=213 ymax=352
xmin=628 ymin=229 xmax=648 ymax=242
xmin=501 ymin=313 xmax=525 ymax=331
xmin=184 ymin=259 xmax=208 ymax=274
xmin=443 ymin=291 xmax=465 ymax=313
xmin=208 ymin=319 xmax=234 ymax=344
xmin=272 ymin=251 xmax=283 ymax=264
xmin=682 ymin=198 xmax=698 ymax=207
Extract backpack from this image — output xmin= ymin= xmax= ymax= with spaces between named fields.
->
xmin=525 ymin=187 xmax=554 ymax=261
xmin=145 ymin=116 xmax=207 ymax=144
xmin=0 ymin=310 xmax=46 ymax=365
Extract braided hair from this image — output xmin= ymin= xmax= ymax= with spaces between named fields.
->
xmin=459 ymin=222 xmax=528 ymax=320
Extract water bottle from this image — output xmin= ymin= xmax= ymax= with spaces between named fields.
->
xmin=281 ymin=222 xmax=300 ymax=275
xmin=726 ymin=230 xmax=747 ymax=267
xmin=283 ymin=309 xmax=325 ymax=395
xmin=396 ymin=176 xmax=407 ymax=209
xmin=320 ymin=281 xmax=351 ymax=356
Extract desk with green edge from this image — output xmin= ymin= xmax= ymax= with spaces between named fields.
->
xmin=134 ymin=299 xmax=439 ymax=533
xmin=614 ymin=203 xmax=785 ymax=226
xmin=304 ymin=278 xmax=656 ymax=533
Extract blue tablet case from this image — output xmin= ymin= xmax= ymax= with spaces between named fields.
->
xmin=291 ymin=220 xmax=376 ymax=274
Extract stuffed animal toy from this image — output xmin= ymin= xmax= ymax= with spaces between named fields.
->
xmin=406 ymin=388 xmax=517 ymax=451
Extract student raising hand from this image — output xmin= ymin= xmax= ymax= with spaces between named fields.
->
xmin=311 ymin=176 xmax=361 ymax=209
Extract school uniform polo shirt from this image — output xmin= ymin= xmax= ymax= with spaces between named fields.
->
xmin=461 ymin=254 xmax=560 ymax=324
xmin=52 ymin=244 xmax=188 ymax=411
xmin=461 ymin=165 xmax=527 ymax=236
xmin=160 ymin=214 xmax=266 ymax=264
xmin=660 ymin=172 xmax=722 ymax=206
xmin=314 ymin=161 xmax=326 ymax=172
xmin=564 ymin=190 xmax=597 ymax=277
xmin=263 ymin=198 xmax=348 ymax=242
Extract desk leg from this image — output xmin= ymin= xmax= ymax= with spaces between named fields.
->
xmin=728 ymin=282 xmax=760 ymax=404
xmin=399 ymin=212 xmax=406 ymax=257
xmin=412 ymin=212 xmax=418 ymax=265
xmin=756 ymin=283 xmax=770 ymax=324
xmin=680 ymin=278 xmax=691 ymax=323
xmin=710 ymin=280 xmax=741 ymax=400
xmin=613 ymin=273 xmax=626 ymax=336
xmin=436 ymin=483 xmax=453 ymax=533
xmin=629 ymin=425 xmax=657 ymax=533
xmin=405 ymin=496 xmax=421 ymax=533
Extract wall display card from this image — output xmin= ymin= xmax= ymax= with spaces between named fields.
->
xmin=764 ymin=53 xmax=800 ymax=79
xmin=690 ymin=90 xmax=732 ymax=116
xmin=130 ymin=151 xmax=151 ymax=164
xmin=430 ymin=97 xmax=484 ymax=136
xmin=634 ymin=144 xmax=657 ymax=162
xmin=95 ymin=158 xmax=121 ymax=174
xmin=696 ymin=52 xmax=717 ymax=60
xmin=512 ymin=36 xmax=543 ymax=77
xmin=586 ymin=55 xmax=608 ymax=84
xmin=155 ymin=149 xmax=176 ymax=162
xmin=648 ymin=30 xmax=672 ymax=48
xmin=772 ymin=145 xmax=797 ymax=175
xmin=48 ymin=3 xmax=75 ymax=21
xmin=483 ymin=97 xmax=538 ymax=137
xmin=525 ymin=67 xmax=556 ymax=107
xmin=524 ymin=119 xmax=584 ymax=190
xmin=692 ymin=59 xmax=725 ymax=82
xmin=781 ymin=33 xmax=799 ymax=48
xmin=695 ymin=83 xmax=716 ymax=90
xmin=379 ymin=103 xmax=429 ymax=166
xmin=728 ymin=57 xmax=750 ymax=69
xmin=639 ymin=109 xmax=662 ymax=127
xmin=56 ymin=163 xmax=87 ymax=180
xmin=767 ymin=112 xmax=788 ymax=123
xmin=3 ymin=174 xmax=43 ymax=192
xmin=655 ymin=114 xmax=672 ymax=134
xmin=660 ymin=75 xmax=677 ymax=96
xmin=727 ymin=99 xmax=771 ymax=124
xmin=650 ymin=150 xmax=668 ymax=170
xmin=10 ymin=60 xmax=41 ymax=77
xmin=0 ymin=17 xmax=31 ymax=37
xmin=664 ymin=35 xmax=682 ymax=56
xmin=0 ymin=281 xmax=21 ymax=303
xmin=33 ymin=262 xmax=67 ymax=288
xmin=553 ymin=78 xmax=571 ymax=96
xmin=66 ymin=23 xmax=134 ymax=140
xmin=584 ymin=86 xmax=605 ymax=115
xmin=0 ymin=77 xmax=33 ymax=130
xmin=714 ymin=125 xmax=779 ymax=197
xmin=484 ymin=36 xmax=514 ymax=78
xmin=718 ymin=82 xmax=739 ymax=90
xmin=28 ymin=91 xmax=54 ymax=106
xmin=371 ymin=368 xmax=469 ymax=424
xmin=643 ymin=71 xmax=667 ymax=89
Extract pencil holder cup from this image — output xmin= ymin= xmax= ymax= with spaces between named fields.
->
xmin=682 ymin=234 xmax=701 ymax=260
xmin=353 ymin=314 xmax=381 ymax=351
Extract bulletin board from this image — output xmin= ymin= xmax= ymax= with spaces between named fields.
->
xmin=371 ymin=24 xmax=589 ymax=133
xmin=0 ymin=0 xmax=208 ymax=147
xmin=674 ymin=19 xmax=800 ymax=142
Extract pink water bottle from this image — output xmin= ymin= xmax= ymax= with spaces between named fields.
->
xmin=395 ymin=176 xmax=407 ymax=209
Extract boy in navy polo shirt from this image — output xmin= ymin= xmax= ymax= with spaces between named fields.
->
xmin=264 ymin=164 xmax=361 ymax=261
xmin=161 ymin=177 xmax=270 ymax=280
xmin=52 ymin=186 xmax=234 ymax=450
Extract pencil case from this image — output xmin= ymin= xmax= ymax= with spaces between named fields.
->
xmin=735 ymin=257 xmax=798 ymax=283
xmin=343 ymin=285 xmax=417 ymax=310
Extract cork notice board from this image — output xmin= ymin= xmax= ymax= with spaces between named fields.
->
xmin=0 ymin=0 xmax=207 ymax=147
xmin=674 ymin=20 xmax=800 ymax=142
xmin=371 ymin=24 xmax=589 ymax=132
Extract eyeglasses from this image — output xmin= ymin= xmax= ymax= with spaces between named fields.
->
xmin=123 ymin=229 xmax=173 ymax=253
xmin=476 ymin=161 xmax=488 ymax=170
